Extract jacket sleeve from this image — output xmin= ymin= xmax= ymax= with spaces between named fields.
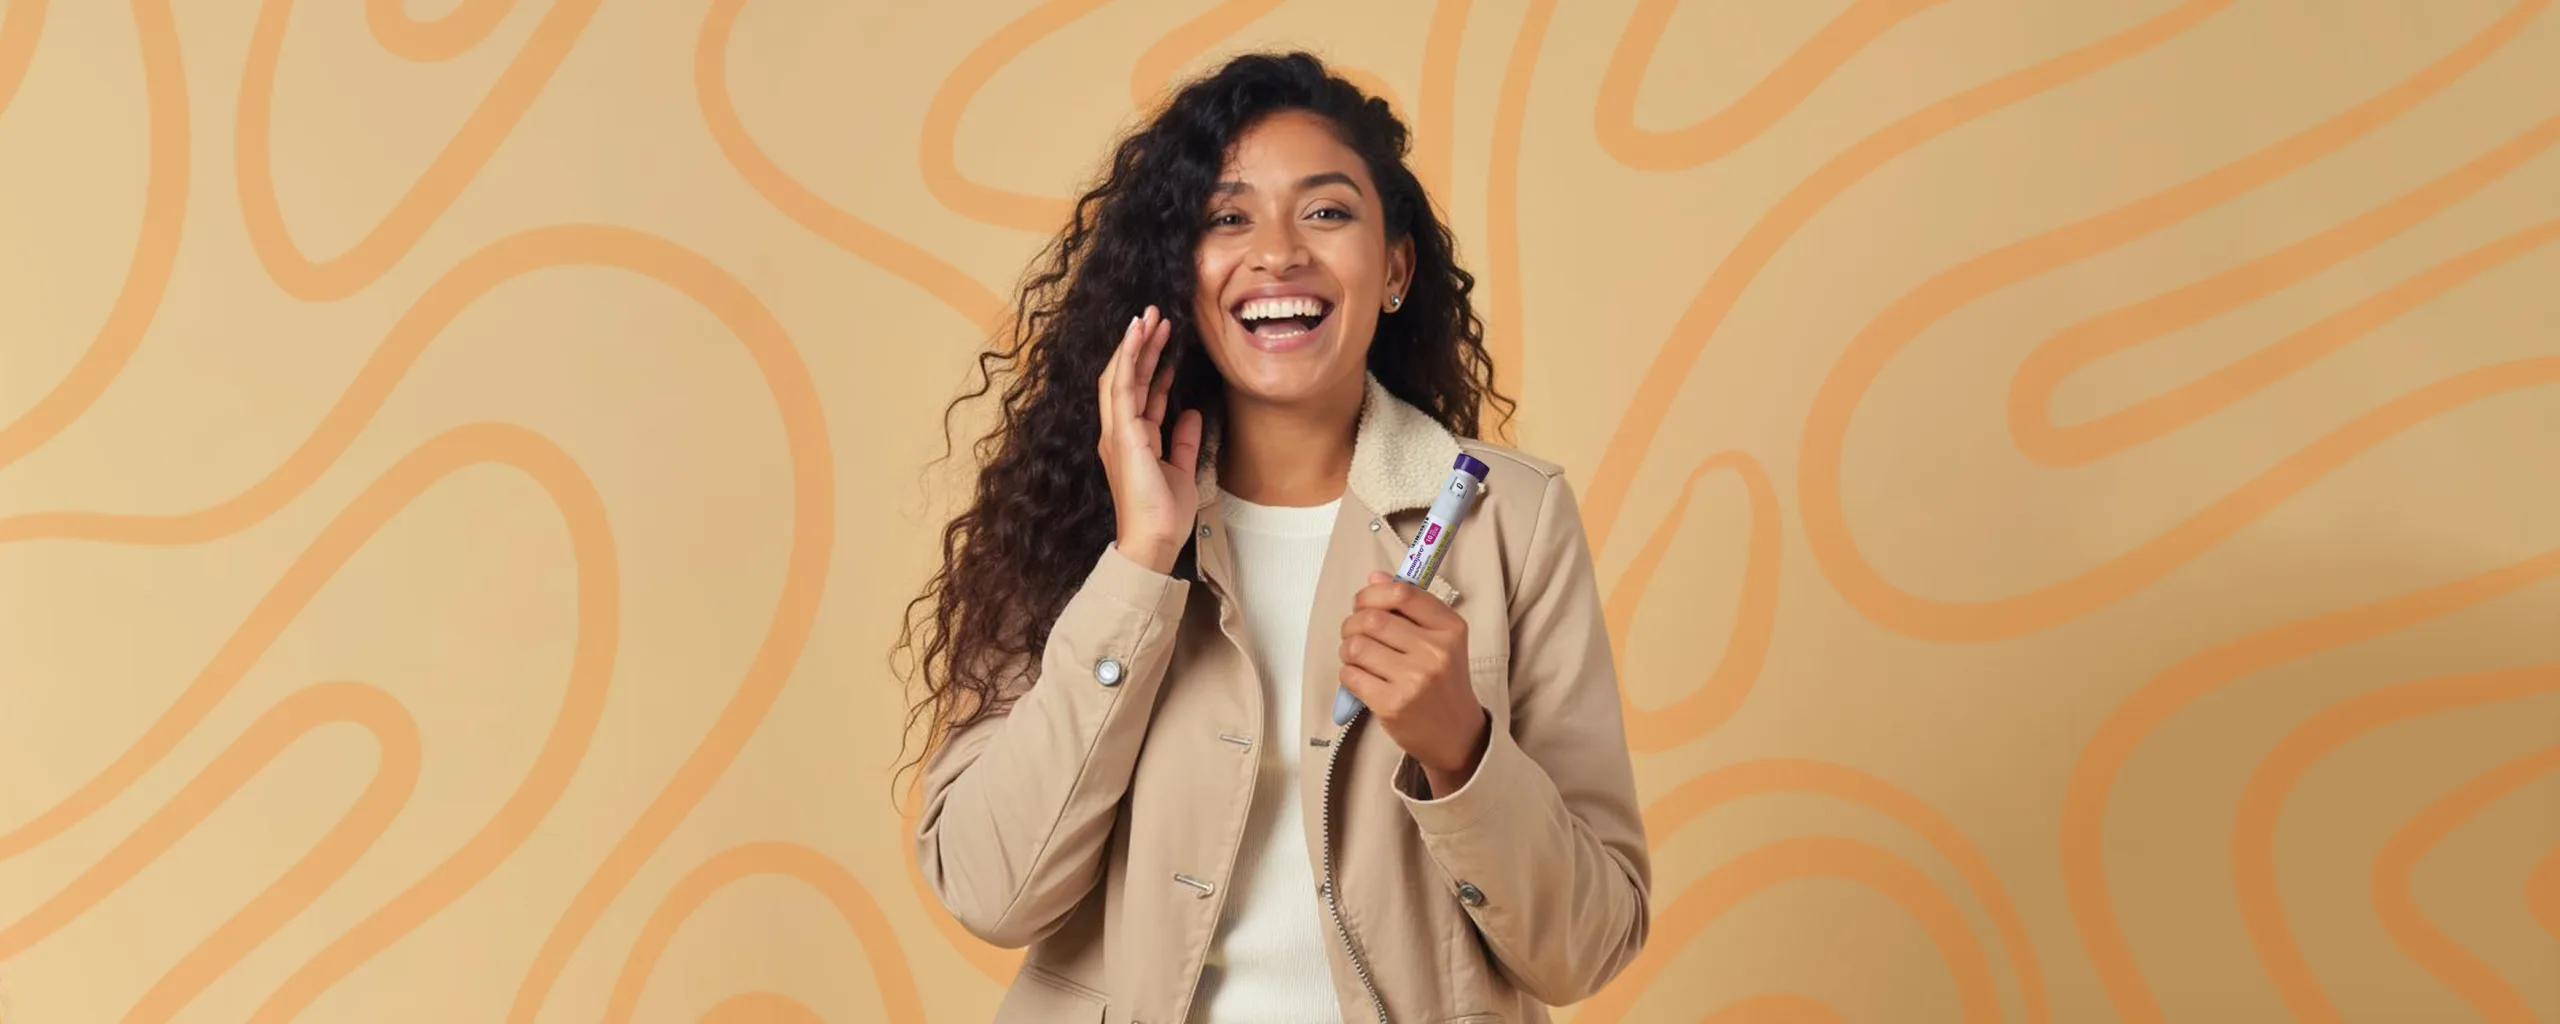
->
xmin=914 ymin=543 xmax=1190 ymax=948
xmin=1390 ymin=471 xmax=1652 ymax=1005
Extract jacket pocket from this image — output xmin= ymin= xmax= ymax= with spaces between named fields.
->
xmin=993 ymin=964 xmax=1107 ymax=1024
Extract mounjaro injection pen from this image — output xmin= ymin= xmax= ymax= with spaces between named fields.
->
xmin=1332 ymin=453 xmax=1491 ymax=726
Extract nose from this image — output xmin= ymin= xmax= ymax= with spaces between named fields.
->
xmin=1247 ymin=216 xmax=1310 ymax=275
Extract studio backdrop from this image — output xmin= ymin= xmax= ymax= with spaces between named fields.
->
xmin=2 ymin=1 xmax=2554 ymax=1021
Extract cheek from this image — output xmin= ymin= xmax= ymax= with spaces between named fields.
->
xmin=1191 ymin=251 xmax=1232 ymax=319
xmin=1322 ymin=236 xmax=1387 ymax=302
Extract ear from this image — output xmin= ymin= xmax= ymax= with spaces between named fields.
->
xmin=1384 ymin=234 xmax=1416 ymax=311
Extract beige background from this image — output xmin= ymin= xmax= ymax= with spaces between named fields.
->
xmin=3 ymin=1 xmax=2555 ymax=1021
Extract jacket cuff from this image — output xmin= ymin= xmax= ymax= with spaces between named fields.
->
xmin=1029 ymin=544 xmax=1189 ymax=707
xmin=1088 ymin=542 xmax=1188 ymax=617
xmin=1392 ymin=721 xmax=1521 ymax=836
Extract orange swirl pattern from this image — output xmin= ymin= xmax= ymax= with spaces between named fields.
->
xmin=2 ymin=2 xmax=2550 ymax=1020
xmin=2371 ymin=745 xmax=2560 ymax=1023
xmin=2230 ymin=664 xmax=2557 ymax=1022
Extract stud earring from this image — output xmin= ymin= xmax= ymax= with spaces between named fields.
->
xmin=1386 ymin=294 xmax=1403 ymax=311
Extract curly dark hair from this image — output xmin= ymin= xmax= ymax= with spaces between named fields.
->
xmin=893 ymin=50 xmax=1510 ymax=784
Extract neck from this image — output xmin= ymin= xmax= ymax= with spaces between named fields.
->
xmin=1217 ymin=379 xmax=1361 ymax=507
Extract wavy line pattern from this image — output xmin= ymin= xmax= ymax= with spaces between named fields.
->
xmin=0 ymin=1 xmax=2550 ymax=1020
xmin=2372 ymin=745 xmax=2560 ymax=1022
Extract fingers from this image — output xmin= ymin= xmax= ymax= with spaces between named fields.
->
xmin=1338 ymin=662 xmax=1395 ymax=705
xmin=1339 ymin=606 xmax=1425 ymax=654
xmin=1121 ymin=306 xmax=1160 ymax=424
xmin=1168 ymin=409 xmax=1203 ymax=474
xmin=1144 ymin=321 xmax=1175 ymax=429
xmin=1098 ymin=307 xmax=1166 ymax=459
xmin=1351 ymin=578 xmax=1464 ymax=631
xmin=1099 ymin=310 xmax=1144 ymax=437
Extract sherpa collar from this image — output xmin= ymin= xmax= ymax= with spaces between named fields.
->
xmin=1194 ymin=372 xmax=1464 ymax=517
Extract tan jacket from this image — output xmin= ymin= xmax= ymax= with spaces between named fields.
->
xmin=916 ymin=375 xmax=1651 ymax=1023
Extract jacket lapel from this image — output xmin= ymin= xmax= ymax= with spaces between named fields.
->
xmin=1183 ymin=373 xmax=1473 ymax=748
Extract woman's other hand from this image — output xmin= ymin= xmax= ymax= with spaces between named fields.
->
xmin=1339 ymin=570 xmax=1490 ymax=796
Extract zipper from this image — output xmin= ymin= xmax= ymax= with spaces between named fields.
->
xmin=1319 ymin=705 xmax=1389 ymax=1024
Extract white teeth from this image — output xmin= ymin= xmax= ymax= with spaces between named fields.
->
xmin=1237 ymin=296 xmax=1328 ymax=321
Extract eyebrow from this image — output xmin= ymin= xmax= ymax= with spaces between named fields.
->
xmin=1211 ymin=171 xmax=1363 ymax=197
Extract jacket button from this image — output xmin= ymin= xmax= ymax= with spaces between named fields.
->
xmin=1456 ymin=881 xmax=1486 ymax=907
xmin=1198 ymin=525 xmax=1211 ymax=539
xmin=1094 ymin=657 xmax=1124 ymax=687
xmin=1368 ymin=517 xmax=1383 ymax=532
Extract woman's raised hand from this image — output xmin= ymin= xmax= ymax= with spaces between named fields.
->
xmin=1097 ymin=305 xmax=1204 ymax=575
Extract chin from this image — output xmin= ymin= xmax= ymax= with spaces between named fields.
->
xmin=1209 ymin=344 xmax=1326 ymax=396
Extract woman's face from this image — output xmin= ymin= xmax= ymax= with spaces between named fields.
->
xmin=1191 ymin=110 xmax=1413 ymax=412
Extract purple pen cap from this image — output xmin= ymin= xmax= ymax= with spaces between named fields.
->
xmin=1454 ymin=453 xmax=1490 ymax=481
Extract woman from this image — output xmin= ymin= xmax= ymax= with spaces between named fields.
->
xmin=900 ymin=51 xmax=1649 ymax=1024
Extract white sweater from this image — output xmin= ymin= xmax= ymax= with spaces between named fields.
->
xmin=1188 ymin=493 xmax=1348 ymax=1024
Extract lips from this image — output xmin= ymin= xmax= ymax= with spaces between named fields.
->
xmin=1231 ymin=294 xmax=1334 ymax=346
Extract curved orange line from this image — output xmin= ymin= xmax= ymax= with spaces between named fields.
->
xmin=1603 ymin=450 xmax=1779 ymax=751
xmin=1821 ymin=352 xmax=2558 ymax=642
xmin=1129 ymin=0 xmax=1286 ymax=106
xmin=0 ymin=683 xmax=417 ymax=967
xmin=1580 ymin=0 xmax=2239 ymax=548
xmin=921 ymin=0 xmax=1418 ymax=237
xmin=0 ymin=0 xmax=185 ymax=472
xmin=236 ymin=0 xmax=599 ymax=301
xmin=504 ymin=227 xmax=835 ymax=1023
xmin=1414 ymin=0 xmax=1471 ymax=202
xmin=917 ymin=0 xmax=1107 ymax=232
xmin=0 ymin=423 xmax=615 ymax=1018
xmin=363 ymin=0 xmax=513 ymax=63
xmin=241 ymin=428 xmax=617 ymax=1021
xmin=1126 ymin=3 xmax=1426 ymax=182
xmin=0 ymin=426 xmax=611 ymax=867
xmin=1574 ymin=759 xmax=2048 ymax=1023
xmin=1483 ymin=0 xmax=1555 ymax=438
xmin=0 ymin=227 xmax=815 ymax=1018
xmin=696 ymin=0 xmax=1008 ymax=335
xmin=1795 ymin=3 xmax=2546 ymax=639
xmin=603 ymin=842 xmax=924 ymax=1024
xmin=2062 ymin=549 xmax=2560 ymax=1024
xmin=1595 ymin=0 xmax=1945 ymax=171
xmin=1697 ymin=994 xmax=1848 ymax=1024
xmin=2016 ymin=217 xmax=2560 ymax=467
xmin=1573 ymin=836 xmax=1998 ymax=1024
xmin=2528 ymin=842 xmax=2560 ymax=942
xmin=2009 ymin=134 xmax=2560 ymax=468
xmin=2373 ymin=744 xmax=2560 ymax=1023
xmin=2234 ymin=666 xmax=2559 ymax=1022
xmin=0 ymin=0 xmax=41 ymax=115
xmin=118 ymin=685 xmax=420 ymax=1023
xmin=697 ymin=992 xmax=826 ymax=1024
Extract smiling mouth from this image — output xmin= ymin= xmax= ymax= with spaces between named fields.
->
xmin=1231 ymin=296 xmax=1334 ymax=343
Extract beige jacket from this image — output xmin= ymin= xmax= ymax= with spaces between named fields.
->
xmin=916 ymin=375 xmax=1651 ymax=1024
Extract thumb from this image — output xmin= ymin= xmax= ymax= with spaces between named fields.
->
xmin=1367 ymin=570 xmax=1392 ymax=585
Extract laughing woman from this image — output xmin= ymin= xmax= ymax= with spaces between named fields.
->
xmin=899 ymin=51 xmax=1649 ymax=1024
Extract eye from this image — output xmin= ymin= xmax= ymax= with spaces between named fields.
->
xmin=1208 ymin=210 xmax=1247 ymax=228
xmin=1309 ymin=205 xmax=1353 ymax=221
